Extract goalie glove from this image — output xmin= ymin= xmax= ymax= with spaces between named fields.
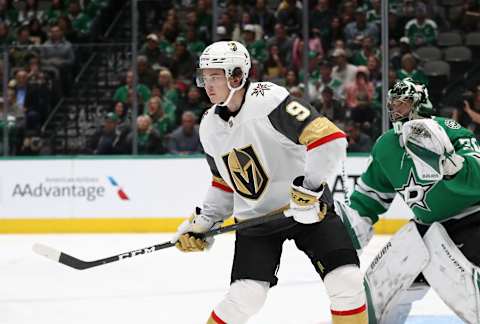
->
xmin=170 ymin=207 xmax=222 ymax=252
xmin=401 ymin=119 xmax=464 ymax=181
xmin=284 ymin=176 xmax=329 ymax=224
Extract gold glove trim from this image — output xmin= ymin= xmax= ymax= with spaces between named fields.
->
xmin=290 ymin=187 xmax=317 ymax=206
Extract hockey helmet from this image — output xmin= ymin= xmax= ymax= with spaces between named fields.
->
xmin=196 ymin=41 xmax=251 ymax=88
xmin=387 ymin=78 xmax=433 ymax=122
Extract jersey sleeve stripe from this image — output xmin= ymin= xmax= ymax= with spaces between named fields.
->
xmin=306 ymin=132 xmax=346 ymax=151
xmin=299 ymin=116 xmax=346 ymax=150
xmin=212 ymin=176 xmax=234 ymax=193
xmin=331 ymin=304 xmax=366 ymax=316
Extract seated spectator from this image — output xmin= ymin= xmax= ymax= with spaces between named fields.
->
xmin=264 ymin=44 xmax=287 ymax=82
xmin=67 ymin=0 xmax=92 ymax=38
xmin=313 ymin=86 xmax=345 ymax=124
xmin=167 ymin=111 xmax=202 ymax=154
xmin=283 ymin=68 xmax=301 ymax=91
xmin=0 ymin=21 xmax=14 ymax=45
xmin=309 ymin=60 xmax=343 ymax=102
xmin=405 ymin=2 xmax=437 ymax=48
xmin=177 ymin=85 xmax=207 ymax=123
xmin=0 ymin=0 xmax=18 ymax=27
xmin=331 ymin=48 xmax=357 ymax=88
xmin=291 ymin=34 xmax=324 ymax=72
xmin=125 ymin=115 xmax=165 ymax=154
xmin=28 ymin=17 xmax=47 ymax=44
xmin=45 ymin=0 xmax=65 ymax=24
xmin=137 ymin=55 xmax=156 ymax=89
xmin=170 ymin=36 xmax=196 ymax=81
xmin=460 ymin=99 xmax=480 ymax=137
xmin=112 ymin=101 xmax=131 ymax=140
xmin=184 ymin=10 xmax=209 ymax=45
xmin=310 ymin=0 xmax=335 ymax=47
xmin=367 ymin=54 xmax=381 ymax=89
xmin=390 ymin=36 xmax=412 ymax=70
xmin=157 ymin=68 xmax=179 ymax=106
xmin=185 ymin=26 xmax=206 ymax=59
xmin=344 ymin=66 xmax=374 ymax=110
xmin=324 ymin=16 xmax=345 ymax=50
xmin=10 ymin=26 xmax=34 ymax=67
xmin=396 ymin=53 xmax=428 ymax=85
xmin=367 ymin=0 xmax=381 ymax=26
xmin=250 ymin=0 xmax=275 ymax=37
xmin=345 ymin=120 xmax=373 ymax=152
xmin=139 ymin=33 xmax=170 ymax=69
xmin=351 ymin=35 xmax=379 ymax=66
xmin=266 ymin=23 xmax=293 ymax=63
xmin=145 ymin=96 xmax=174 ymax=138
xmin=18 ymin=0 xmax=44 ymax=26
xmin=242 ymin=24 xmax=267 ymax=65
xmin=113 ymin=70 xmax=151 ymax=105
xmin=87 ymin=112 xmax=122 ymax=155
xmin=276 ymin=0 xmax=302 ymax=35
xmin=344 ymin=7 xmax=379 ymax=48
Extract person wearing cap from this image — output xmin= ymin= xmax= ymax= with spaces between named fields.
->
xmin=391 ymin=36 xmax=412 ymax=69
xmin=139 ymin=33 xmax=171 ymax=68
xmin=170 ymin=36 xmax=196 ymax=81
xmin=405 ymin=2 xmax=438 ymax=47
xmin=87 ymin=112 xmax=122 ymax=155
xmin=344 ymin=7 xmax=379 ymax=47
xmin=242 ymin=24 xmax=267 ymax=64
xmin=331 ymin=48 xmax=358 ymax=86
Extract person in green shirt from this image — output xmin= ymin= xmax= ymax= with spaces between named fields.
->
xmin=144 ymin=96 xmax=174 ymax=137
xmin=351 ymin=36 xmax=380 ymax=67
xmin=396 ymin=53 xmax=428 ymax=85
xmin=242 ymin=24 xmax=267 ymax=64
xmin=113 ymin=70 xmax=151 ymax=105
xmin=405 ymin=3 xmax=438 ymax=47
xmin=340 ymin=78 xmax=480 ymax=323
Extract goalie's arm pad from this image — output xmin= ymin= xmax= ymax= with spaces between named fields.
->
xmin=203 ymin=154 xmax=234 ymax=222
xmin=349 ymin=149 xmax=397 ymax=224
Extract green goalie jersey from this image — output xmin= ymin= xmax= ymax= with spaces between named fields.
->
xmin=350 ymin=117 xmax=480 ymax=225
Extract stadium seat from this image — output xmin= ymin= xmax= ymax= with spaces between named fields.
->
xmin=436 ymin=32 xmax=463 ymax=47
xmin=443 ymin=46 xmax=472 ymax=79
xmin=423 ymin=60 xmax=450 ymax=102
xmin=465 ymin=32 xmax=480 ymax=58
xmin=414 ymin=46 xmax=442 ymax=63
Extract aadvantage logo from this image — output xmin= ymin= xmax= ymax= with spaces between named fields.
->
xmin=395 ymin=170 xmax=436 ymax=211
xmin=107 ymin=176 xmax=129 ymax=200
xmin=222 ymin=145 xmax=269 ymax=200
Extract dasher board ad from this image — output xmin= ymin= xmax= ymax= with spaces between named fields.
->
xmin=0 ymin=157 xmax=413 ymax=219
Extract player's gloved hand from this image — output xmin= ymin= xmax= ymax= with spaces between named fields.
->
xmin=170 ymin=207 xmax=222 ymax=252
xmin=284 ymin=176 xmax=328 ymax=224
xmin=401 ymin=119 xmax=464 ymax=181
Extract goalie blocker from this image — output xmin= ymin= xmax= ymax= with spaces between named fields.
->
xmin=365 ymin=215 xmax=480 ymax=324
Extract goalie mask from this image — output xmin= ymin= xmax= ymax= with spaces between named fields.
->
xmin=387 ymin=78 xmax=433 ymax=124
xmin=196 ymin=41 xmax=251 ymax=106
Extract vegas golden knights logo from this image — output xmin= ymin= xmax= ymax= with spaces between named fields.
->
xmin=222 ymin=145 xmax=269 ymax=200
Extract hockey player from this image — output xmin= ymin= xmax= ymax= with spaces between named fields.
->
xmin=170 ymin=41 xmax=368 ymax=324
xmin=336 ymin=78 xmax=480 ymax=323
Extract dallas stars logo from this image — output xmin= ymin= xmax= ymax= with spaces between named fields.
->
xmin=396 ymin=170 xmax=436 ymax=211
xmin=251 ymin=83 xmax=271 ymax=97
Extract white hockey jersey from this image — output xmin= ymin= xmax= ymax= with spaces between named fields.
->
xmin=200 ymin=81 xmax=346 ymax=225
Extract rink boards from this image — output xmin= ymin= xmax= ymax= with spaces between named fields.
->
xmin=0 ymin=155 xmax=413 ymax=234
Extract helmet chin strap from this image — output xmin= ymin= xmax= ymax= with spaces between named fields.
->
xmin=218 ymin=78 xmax=246 ymax=108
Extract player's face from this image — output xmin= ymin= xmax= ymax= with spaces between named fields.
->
xmin=202 ymin=69 xmax=230 ymax=104
xmin=389 ymin=98 xmax=413 ymax=121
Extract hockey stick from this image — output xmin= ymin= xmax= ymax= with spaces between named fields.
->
xmin=32 ymin=208 xmax=288 ymax=270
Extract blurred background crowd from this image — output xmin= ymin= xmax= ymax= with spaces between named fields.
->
xmin=1 ymin=0 xmax=480 ymax=156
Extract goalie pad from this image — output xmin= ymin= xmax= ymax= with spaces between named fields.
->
xmin=423 ymin=222 xmax=480 ymax=324
xmin=334 ymin=200 xmax=374 ymax=250
xmin=402 ymin=119 xmax=464 ymax=181
xmin=364 ymin=222 xmax=430 ymax=323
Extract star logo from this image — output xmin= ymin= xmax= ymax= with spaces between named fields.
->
xmin=251 ymin=83 xmax=271 ymax=97
xmin=396 ymin=170 xmax=435 ymax=211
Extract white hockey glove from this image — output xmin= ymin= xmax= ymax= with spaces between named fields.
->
xmin=170 ymin=207 xmax=222 ymax=252
xmin=401 ymin=119 xmax=464 ymax=181
xmin=334 ymin=200 xmax=374 ymax=250
xmin=284 ymin=176 xmax=329 ymax=224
